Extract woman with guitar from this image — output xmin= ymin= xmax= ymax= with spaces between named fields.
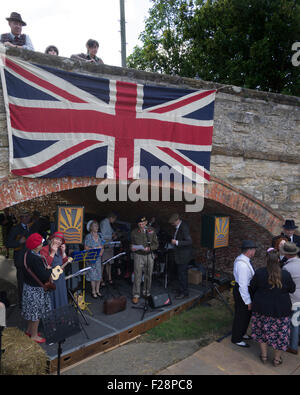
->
xmin=22 ymin=233 xmax=52 ymax=344
xmin=40 ymin=231 xmax=72 ymax=309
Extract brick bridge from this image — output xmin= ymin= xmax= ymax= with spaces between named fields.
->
xmin=0 ymin=48 xmax=299 ymax=266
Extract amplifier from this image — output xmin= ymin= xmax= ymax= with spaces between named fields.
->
xmin=149 ymin=293 xmax=172 ymax=308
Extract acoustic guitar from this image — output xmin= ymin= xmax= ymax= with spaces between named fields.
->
xmin=51 ymin=257 xmax=73 ymax=281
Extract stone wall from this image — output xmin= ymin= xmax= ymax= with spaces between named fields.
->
xmin=0 ymin=48 xmax=299 ymax=228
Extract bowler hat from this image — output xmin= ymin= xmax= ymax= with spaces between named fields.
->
xmin=168 ymin=213 xmax=180 ymax=224
xmin=280 ymin=242 xmax=300 ymax=256
xmin=282 ymin=220 xmax=298 ymax=230
xmin=241 ymin=240 xmax=257 ymax=250
xmin=6 ymin=12 xmax=26 ymax=26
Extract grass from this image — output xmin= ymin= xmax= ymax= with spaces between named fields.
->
xmin=139 ymin=291 xmax=233 ymax=344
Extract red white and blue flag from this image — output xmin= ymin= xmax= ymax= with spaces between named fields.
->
xmin=0 ymin=55 xmax=216 ymax=182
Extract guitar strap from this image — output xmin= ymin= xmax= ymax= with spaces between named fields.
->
xmin=23 ymin=251 xmax=54 ymax=292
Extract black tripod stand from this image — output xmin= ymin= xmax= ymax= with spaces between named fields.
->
xmin=209 ymin=249 xmax=233 ymax=316
xmin=132 ymin=234 xmax=157 ymax=321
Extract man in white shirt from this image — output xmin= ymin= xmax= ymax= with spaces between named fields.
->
xmin=231 ymin=240 xmax=257 ymax=348
xmin=1 ymin=12 xmax=34 ymax=51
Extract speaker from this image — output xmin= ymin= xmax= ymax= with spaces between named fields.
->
xmin=149 ymin=293 xmax=172 ymax=308
xmin=201 ymin=215 xmax=230 ymax=249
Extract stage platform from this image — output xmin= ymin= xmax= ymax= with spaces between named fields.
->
xmin=5 ymin=273 xmax=229 ymax=373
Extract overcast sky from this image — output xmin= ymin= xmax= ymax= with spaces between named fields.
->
xmin=1 ymin=0 xmax=152 ymax=66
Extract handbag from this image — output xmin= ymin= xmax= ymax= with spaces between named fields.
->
xmin=103 ymin=284 xmax=127 ymax=315
xmin=24 ymin=251 xmax=56 ymax=292
xmin=103 ymin=295 xmax=127 ymax=315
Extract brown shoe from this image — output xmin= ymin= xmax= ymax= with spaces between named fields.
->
xmin=132 ymin=297 xmax=139 ymax=304
xmin=286 ymin=347 xmax=298 ymax=355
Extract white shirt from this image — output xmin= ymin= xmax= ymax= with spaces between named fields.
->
xmin=233 ymin=254 xmax=255 ymax=305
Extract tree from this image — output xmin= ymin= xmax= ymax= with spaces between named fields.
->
xmin=127 ymin=0 xmax=300 ymax=96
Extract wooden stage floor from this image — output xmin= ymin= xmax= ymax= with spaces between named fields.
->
xmin=6 ymin=274 xmax=228 ymax=373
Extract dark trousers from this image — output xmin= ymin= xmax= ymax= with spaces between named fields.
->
xmin=176 ymin=262 xmax=189 ymax=296
xmin=231 ymin=283 xmax=251 ymax=343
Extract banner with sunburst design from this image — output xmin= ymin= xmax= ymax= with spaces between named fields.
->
xmin=57 ymin=206 xmax=84 ymax=244
xmin=213 ymin=216 xmax=229 ymax=248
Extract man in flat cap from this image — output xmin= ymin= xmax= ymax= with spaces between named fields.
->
xmin=0 ymin=12 xmax=34 ymax=51
xmin=168 ymin=213 xmax=193 ymax=300
xmin=131 ymin=217 xmax=159 ymax=304
xmin=231 ymin=240 xmax=257 ymax=348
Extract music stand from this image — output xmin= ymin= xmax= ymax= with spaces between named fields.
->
xmin=72 ymin=248 xmax=101 ymax=316
xmin=42 ymin=304 xmax=81 ymax=375
xmin=65 ymin=267 xmax=92 ymax=326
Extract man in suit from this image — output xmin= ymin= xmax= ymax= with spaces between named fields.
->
xmin=168 ymin=213 xmax=193 ymax=300
xmin=272 ymin=220 xmax=300 ymax=260
xmin=6 ymin=211 xmax=33 ymax=307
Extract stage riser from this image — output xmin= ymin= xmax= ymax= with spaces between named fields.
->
xmin=47 ymin=298 xmax=200 ymax=374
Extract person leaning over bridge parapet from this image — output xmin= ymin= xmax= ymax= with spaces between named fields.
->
xmin=45 ymin=45 xmax=59 ymax=55
xmin=0 ymin=12 xmax=34 ymax=51
xmin=71 ymin=39 xmax=104 ymax=65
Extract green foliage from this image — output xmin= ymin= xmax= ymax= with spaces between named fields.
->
xmin=142 ymin=301 xmax=232 ymax=342
xmin=127 ymin=0 xmax=300 ymax=96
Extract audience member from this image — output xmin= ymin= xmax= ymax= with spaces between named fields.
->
xmin=84 ymin=220 xmax=104 ymax=298
xmin=45 ymin=45 xmax=59 ymax=55
xmin=231 ymin=240 xmax=256 ymax=348
xmin=250 ymin=249 xmax=295 ymax=366
xmin=22 ymin=233 xmax=52 ymax=344
xmin=0 ymin=12 xmax=34 ymax=51
xmin=71 ymin=39 xmax=104 ymax=64
xmin=282 ymin=242 xmax=300 ymax=354
xmin=6 ymin=211 xmax=33 ymax=308
xmin=0 ymin=208 xmax=17 ymax=258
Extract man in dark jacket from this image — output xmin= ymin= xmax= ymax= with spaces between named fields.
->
xmin=6 ymin=211 xmax=33 ymax=307
xmin=169 ymin=213 xmax=193 ymax=299
xmin=272 ymin=220 xmax=300 ymax=261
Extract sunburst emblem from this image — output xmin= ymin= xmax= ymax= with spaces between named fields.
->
xmin=58 ymin=207 xmax=83 ymax=244
xmin=214 ymin=217 xmax=229 ymax=248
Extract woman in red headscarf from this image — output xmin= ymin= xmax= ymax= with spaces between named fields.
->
xmin=22 ymin=233 xmax=52 ymax=343
xmin=40 ymin=231 xmax=71 ymax=309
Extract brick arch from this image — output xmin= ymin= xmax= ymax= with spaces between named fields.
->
xmin=0 ymin=175 xmax=283 ymax=234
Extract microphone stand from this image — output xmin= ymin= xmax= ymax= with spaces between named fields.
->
xmin=132 ymin=229 xmax=156 ymax=321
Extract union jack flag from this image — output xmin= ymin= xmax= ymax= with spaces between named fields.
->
xmin=0 ymin=54 xmax=216 ymax=182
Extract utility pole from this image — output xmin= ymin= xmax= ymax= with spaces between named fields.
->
xmin=119 ymin=0 xmax=127 ymax=67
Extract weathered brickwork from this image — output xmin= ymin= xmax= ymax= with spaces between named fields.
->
xmin=0 ymin=48 xmax=299 ymax=259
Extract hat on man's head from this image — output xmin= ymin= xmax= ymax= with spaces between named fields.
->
xmin=49 ymin=231 xmax=65 ymax=244
xmin=19 ymin=210 xmax=30 ymax=217
xmin=136 ymin=216 xmax=147 ymax=224
xmin=26 ymin=233 xmax=43 ymax=250
xmin=6 ymin=12 xmax=26 ymax=26
xmin=280 ymin=242 xmax=300 ymax=256
xmin=241 ymin=240 xmax=257 ymax=250
xmin=283 ymin=220 xmax=298 ymax=230
xmin=168 ymin=213 xmax=180 ymax=224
